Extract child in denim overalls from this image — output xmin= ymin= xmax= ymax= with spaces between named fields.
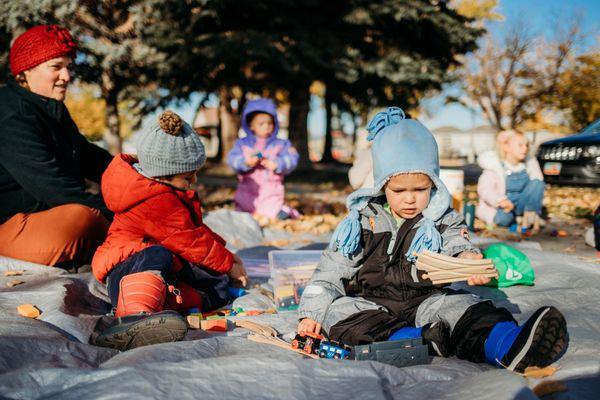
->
xmin=476 ymin=130 xmax=544 ymax=231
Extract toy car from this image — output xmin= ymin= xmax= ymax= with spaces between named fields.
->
xmin=318 ymin=341 xmax=352 ymax=359
xmin=291 ymin=332 xmax=324 ymax=355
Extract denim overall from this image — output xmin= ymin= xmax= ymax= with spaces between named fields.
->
xmin=494 ymin=168 xmax=544 ymax=227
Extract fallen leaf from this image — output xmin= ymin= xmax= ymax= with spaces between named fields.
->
xmin=561 ymin=245 xmax=576 ymax=254
xmin=4 ymin=270 xmax=24 ymax=276
xmin=523 ymin=365 xmax=559 ymax=378
xmin=6 ymin=280 xmax=24 ymax=288
xmin=532 ymin=380 xmax=568 ymax=397
xmin=17 ymin=304 xmax=41 ymax=318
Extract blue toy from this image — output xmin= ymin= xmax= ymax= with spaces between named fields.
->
xmin=228 ymin=287 xmax=247 ymax=299
xmin=317 ymin=341 xmax=352 ymax=360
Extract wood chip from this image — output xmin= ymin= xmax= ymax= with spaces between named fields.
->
xmin=523 ymin=365 xmax=559 ymax=378
xmin=6 ymin=280 xmax=24 ymax=288
xmin=186 ymin=315 xmax=202 ymax=329
xmin=532 ymin=380 xmax=568 ymax=397
xmin=4 ymin=270 xmax=24 ymax=276
xmin=17 ymin=304 xmax=41 ymax=318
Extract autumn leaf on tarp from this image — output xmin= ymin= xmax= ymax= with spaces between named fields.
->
xmin=532 ymin=380 xmax=568 ymax=397
xmin=17 ymin=304 xmax=41 ymax=318
xmin=4 ymin=270 xmax=24 ymax=276
xmin=522 ymin=365 xmax=559 ymax=378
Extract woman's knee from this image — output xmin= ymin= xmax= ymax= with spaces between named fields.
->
xmin=57 ymin=204 xmax=110 ymax=241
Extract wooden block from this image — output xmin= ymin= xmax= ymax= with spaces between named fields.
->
xmin=186 ymin=315 xmax=201 ymax=329
xmin=17 ymin=304 xmax=41 ymax=318
xmin=201 ymin=319 xmax=229 ymax=331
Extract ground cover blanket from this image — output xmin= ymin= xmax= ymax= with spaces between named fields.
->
xmin=1 ymin=211 xmax=599 ymax=399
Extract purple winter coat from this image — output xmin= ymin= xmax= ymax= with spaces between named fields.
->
xmin=227 ymin=98 xmax=299 ymax=218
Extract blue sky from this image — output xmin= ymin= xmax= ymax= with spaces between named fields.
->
xmin=164 ymin=0 xmax=599 ymax=137
xmin=419 ymin=0 xmax=600 ymax=131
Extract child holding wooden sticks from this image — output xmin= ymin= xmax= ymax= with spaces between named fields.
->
xmin=297 ymin=108 xmax=568 ymax=372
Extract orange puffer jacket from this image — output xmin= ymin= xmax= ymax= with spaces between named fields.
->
xmin=92 ymin=154 xmax=233 ymax=283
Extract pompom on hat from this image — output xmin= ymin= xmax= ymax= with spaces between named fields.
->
xmin=136 ymin=111 xmax=206 ymax=178
xmin=330 ymin=107 xmax=451 ymax=258
xmin=9 ymin=25 xmax=77 ymax=76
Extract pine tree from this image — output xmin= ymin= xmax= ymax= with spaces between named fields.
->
xmin=0 ymin=0 xmax=185 ymax=154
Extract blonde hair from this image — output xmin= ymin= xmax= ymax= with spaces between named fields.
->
xmin=496 ymin=129 xmax=526 ymax=160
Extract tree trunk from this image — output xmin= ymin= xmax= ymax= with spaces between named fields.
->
xmin=320 ymin=88 xmax=335 ymax=163
xmin=351 ymin=113 xmax=358 ymax=146
xmin=288 ymin=87 xmax=312 ymax=170
xmin=217 ymin=88 xmax=241 ymax=165
xmin=102 ymin=71 xmax=122 ymax=155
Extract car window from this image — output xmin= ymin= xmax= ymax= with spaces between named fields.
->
xmin=581 ymin=119 xmax=600 ymax=135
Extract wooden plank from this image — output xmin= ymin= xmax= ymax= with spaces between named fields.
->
xmin=416 ymin=261 xmax=495 ymax=274
xmin=427 ymin=275 xmax=498 ymax=285
xmin=423 ymin=271 xmax=498 ymax=281
xmin=419 ymin=250 xmax=494 ymax=266
xmin=235 ymin=319 xmax=279 ymax=338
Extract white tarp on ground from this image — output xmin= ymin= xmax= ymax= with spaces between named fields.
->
xmin=1 ymin=210 xmax=599 ymax=399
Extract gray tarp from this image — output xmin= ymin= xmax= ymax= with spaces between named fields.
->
xmin=1 ymin=210 xmax=599 ymax=399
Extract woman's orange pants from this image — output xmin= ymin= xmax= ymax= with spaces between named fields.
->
xmin=0 ymin=204 xmax=109 ymax=266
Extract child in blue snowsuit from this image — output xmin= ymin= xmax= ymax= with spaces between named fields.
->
xmin=297 ymin=108 xmax=568 ymax=372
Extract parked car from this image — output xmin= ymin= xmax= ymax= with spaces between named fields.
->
xmin=537 ymin=119 xmax=600 ymax=186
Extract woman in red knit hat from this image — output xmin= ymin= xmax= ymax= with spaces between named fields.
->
xmin=0 ymin=25 xmax=113 ymax=269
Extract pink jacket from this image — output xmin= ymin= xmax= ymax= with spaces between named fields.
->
xmin=476 ymin=151 xmax=543 ymax=224
xmin=226 ymin=98 xmax=299 ymax=218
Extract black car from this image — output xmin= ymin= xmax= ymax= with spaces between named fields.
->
xmin=537 ymin=119 xmax=600 ymax=186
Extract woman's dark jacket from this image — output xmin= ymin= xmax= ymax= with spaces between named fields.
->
xmin=0 ymin=80 xmax=113 ymax=223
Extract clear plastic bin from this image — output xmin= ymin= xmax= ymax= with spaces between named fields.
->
xmin=268 ymin=250 xmax=323 ymax=311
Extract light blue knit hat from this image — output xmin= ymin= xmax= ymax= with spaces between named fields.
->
xmin=331 ymin=107 xmax=451 ymax=258
xmin=136 ymin=111 xmax=206 ymax=177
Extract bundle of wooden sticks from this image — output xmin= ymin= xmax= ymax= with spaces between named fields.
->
xmin=415 ymin=250 xmax=498 ymax=285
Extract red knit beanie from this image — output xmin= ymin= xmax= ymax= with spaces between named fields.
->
xmin=9 ymin=25 xmax=77 ymax=76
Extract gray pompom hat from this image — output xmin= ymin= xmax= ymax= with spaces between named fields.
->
xmin=136 ymin=111 xmax=206 ymax=177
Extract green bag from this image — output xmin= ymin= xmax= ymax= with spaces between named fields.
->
xmin=484 ymin=243 xmax=535 ymax=287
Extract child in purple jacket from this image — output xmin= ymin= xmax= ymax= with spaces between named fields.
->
xmin=227 ymin=98 xmax=300 ymax=220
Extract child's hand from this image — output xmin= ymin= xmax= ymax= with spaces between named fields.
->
xmin=297 ymin=318 xmax=321 ymax=335
xmin=457 ymin=252 xmax=491 ymax=286
xmin=457 ymin=251 xmax=483 ymax=260
xmin=245 ymin=155 xmax=260 ymax=168
xmin=228 ymin=254 xmax=248 ymax=287
xmin=467 ymin=275 xmax=492 ymax=286
xmin=260 ymin=158 xmax=277 ymax=171
xmin=499 ymin=199 xmax=514 ymax=212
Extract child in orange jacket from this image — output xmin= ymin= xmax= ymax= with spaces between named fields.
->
xmin=91 ymin=111 xmax=247 ymax=350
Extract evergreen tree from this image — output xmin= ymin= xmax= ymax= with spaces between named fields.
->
xmin=157 ymin=1 xmax=483 ymax=166
xmin=0 ymin=0 xmax=185 ymax=154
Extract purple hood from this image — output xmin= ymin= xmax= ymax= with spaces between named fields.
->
xmin=241 ymin=98 xmax=279 ymax=145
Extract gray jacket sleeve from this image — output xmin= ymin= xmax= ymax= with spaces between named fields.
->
xmin=297 ymin=245 xmax=364 ymax=324
xmin=439 ymin=209 xmax=481 ymax=256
